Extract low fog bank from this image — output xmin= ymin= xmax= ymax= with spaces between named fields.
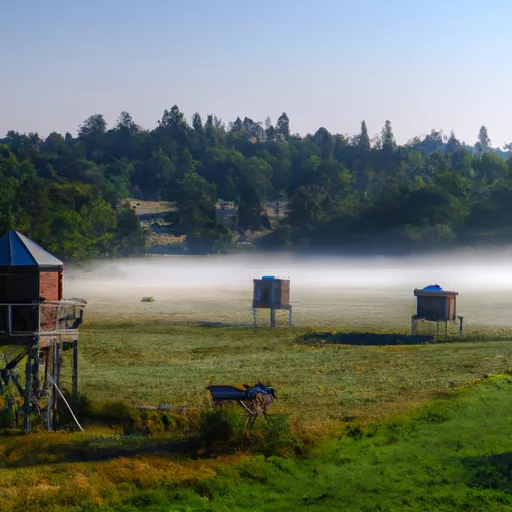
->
xmin=65 ymin=250 xmax=512 ymax=328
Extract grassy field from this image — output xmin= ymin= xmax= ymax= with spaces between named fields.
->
xmin=72 ymin=320 xmax=512 ymax=431
xmin=3 ymin=319 xmax=512 ymax=511
xmin=3 ymin=374 xmax=512 ymax=510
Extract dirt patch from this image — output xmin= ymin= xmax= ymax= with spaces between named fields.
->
xmin=128 ymin=198 xmax=286 ymax=250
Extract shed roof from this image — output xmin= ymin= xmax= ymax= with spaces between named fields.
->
xmin=0 ymin=230 xmax=63 ymax=267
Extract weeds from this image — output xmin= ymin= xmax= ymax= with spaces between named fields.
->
xmin=192 ymin=405 xmax=298 ymax=458
xmin=1 ymin=376 xmax=512 ymax=510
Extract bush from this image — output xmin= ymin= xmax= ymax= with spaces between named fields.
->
xmin=193 ymin=405 xmax=298 ymax=458
xmin=248 ymin=414 xmax=296 ymax=457
xmin=193 ymin=405 xmax=246 ymax=455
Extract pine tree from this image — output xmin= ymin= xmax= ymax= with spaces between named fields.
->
xmin=359 ymin=120 xmax=370 ymax=151
xmin=381 ymin=120 xmax=396 ymax=151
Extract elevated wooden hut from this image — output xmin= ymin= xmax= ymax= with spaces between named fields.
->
xmin=0 ymin=230 xmax=86 ymax=433
xmin=252 ymin=276 xmax=292 ymax=327
xmin=412 ymin=285 xmax=462 ymax=336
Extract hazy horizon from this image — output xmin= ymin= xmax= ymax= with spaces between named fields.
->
xmin=66 ymin=250 xmax=512 ymax=329
xmin=3 ymin=0 xmax=512 ymax=146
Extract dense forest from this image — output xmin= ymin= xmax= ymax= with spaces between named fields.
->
xmin=2 ymin=107 xmax=512 ymax=258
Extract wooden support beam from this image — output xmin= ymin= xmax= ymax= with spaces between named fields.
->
xmin=41 ymin=349 xmax=49 ymax=395
xmin=55 ymin=343 xmax=62 ymax=389
xmin=72 ymin=339 xmax=78 ymax=409
xmin=23 ymin=350 xmax=32 ymax=434
xmin=270 ymin=309 xmax=276 ymax=328
xmin=1 ymin=347 xmax=29 ymax=383
xmin=47 ymin=344 xmax=54 ymax=432
xmin=32 ymin=337 xmax=40 ymax=399
xmin=54 ymin=343 xmax=62 ymax=428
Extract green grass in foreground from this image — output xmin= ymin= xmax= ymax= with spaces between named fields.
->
xmin=72 ymin=320 xmax=512 ymax=431
xmin=3 ymin=376 xmax=512 ymax=511
xmin=4 ymin=320 xmax=512 ymax=511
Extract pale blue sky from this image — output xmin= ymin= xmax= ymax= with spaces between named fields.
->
xmin=2 ymin=0 xmax=512 ymax=145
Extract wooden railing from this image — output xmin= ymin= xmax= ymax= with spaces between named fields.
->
xmin=0 ymin=299 xmax=86 ymax=337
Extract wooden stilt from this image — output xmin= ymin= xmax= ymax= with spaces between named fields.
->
xmin=72 ymin=339 xmax=78 ymax=409
xmin=47 ymin=344 xmax=55 ymax=432
xmin=54 ymin=343 xmax=62 ymax=428
xmin=32 ymin=337 xmax=40 ymax=399
xmin=42 ymin=350 xmax=49 ymax=395
xmin=270 ymin=309 xmax=276 ymax=328
xmin=23 ymin=350 xmax=32 ymax=434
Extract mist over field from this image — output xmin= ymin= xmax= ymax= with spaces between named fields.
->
xmin=65 ymin=250 xmax=512 ymax=329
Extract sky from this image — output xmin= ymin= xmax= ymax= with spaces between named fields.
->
xmin=2 ymin=0 xmax=512 ymax=146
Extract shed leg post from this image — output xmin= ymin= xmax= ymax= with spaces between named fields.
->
xmin=436 ymin=322 xmax=439 ymax=338
xmin=445 ymin=321 xmax=448 ymax=338
xmin=54 ymin=344 xmax=62 ymax=428
xmin=32 ymin=338 xmax=40 ymax=400
xmin=72 ymin=339 xmax=78 ymax=409
xmin=48 ymin=344 xmax=55 ymax=432
xmin=270 ymin=309 xmax=276 ymax=328
xmin=289 ymin=307 xmax=293 ymax=327
xmin=23 ymin=350 xmax=32 ymax=434
xmin=42 ymin=350 xmax=49 ymax=395
xmin=459 ymin=316 xmax=464 ymax=336
xmin=253 ymin=308 xmax=257 ymax=329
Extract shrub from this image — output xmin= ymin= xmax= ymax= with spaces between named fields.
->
xmin=248 ymin=413 xmax=296 ymax=457
xmin=193 ymin=406 xmax=298 ymax=458
xmin=193 ymin=405 xmax=245 ymax=455
xmin=141 ymin=296 xmax=155 ymax=303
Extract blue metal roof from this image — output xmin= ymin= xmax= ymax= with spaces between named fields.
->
xmin=0 ymin=231 xmax=63 ymax=267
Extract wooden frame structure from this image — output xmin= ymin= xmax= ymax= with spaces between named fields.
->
xmin=411 ymin=287 xmax=464 ymax=337
xmin=0 ymin=299 xmax=86 ymax=433
xmin=0 ymin=230 xmax=86 ymax=434
xmin=252 ymin=276 xmax=293 ymax=328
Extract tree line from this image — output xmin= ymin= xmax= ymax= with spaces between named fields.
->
xmin=2 ymin=107 xmax=512 ymax=258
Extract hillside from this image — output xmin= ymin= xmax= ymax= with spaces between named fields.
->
xmin=129 ymin=199 xmax=287 ymax=253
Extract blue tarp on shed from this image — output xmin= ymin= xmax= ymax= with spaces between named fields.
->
xmin=422 ymin=284 xmax=442 ymax=292
xmin=0 ymin=231 xmax=63 ymax=267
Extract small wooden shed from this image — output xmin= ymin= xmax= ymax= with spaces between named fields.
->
xmin=413 ymin=285 xmax=458 ymax=322
xmin=252 ymin=276 xmax=290 ymax=310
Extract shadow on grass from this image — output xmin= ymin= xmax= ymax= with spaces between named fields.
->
xmin=196 ymin=321 xmax=250 ymax=328
xmin=462 ymin=452 xmax=512 ymax=494
xmin=1 ymin=436 xmax=191 ymax=468
xmin=296 ymin=332 xmax=436 ymax=346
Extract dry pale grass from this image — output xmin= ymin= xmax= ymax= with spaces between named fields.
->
xmin=0 ymin=436 xmax=220 ymax=512
xmin=127 ymin=199 xmax=175 ymax=215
